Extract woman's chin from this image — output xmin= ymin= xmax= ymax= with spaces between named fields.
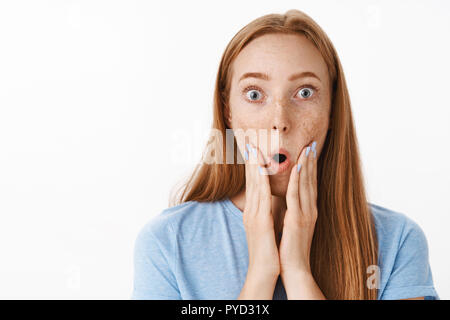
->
xmin=269 ymin=176 xmax=289 ymax=197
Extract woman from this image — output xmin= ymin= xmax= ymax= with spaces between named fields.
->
xmin=132 ymin=9 xmax=439 ymax=300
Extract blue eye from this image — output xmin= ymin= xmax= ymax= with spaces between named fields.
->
xmin=298 ymin=87 xmax=314 ymax=99
xmin=245 ymin=88 xmax=263 ymax=102
xmin=242 ymin=85 xmax=319 ymax=104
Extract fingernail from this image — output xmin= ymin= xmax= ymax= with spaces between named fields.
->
xmin=246 ymin=143 xmax=250 ymax=152
xmin=297 ymin=163 xmax=302 ymax=172
xmin=306 ymin=146 xmax=311 ymax=157
xmin=244 ymin=150 xmax=249 ymax=160
xmin=252 ymin=147 xmax=257 ymax=158
xmin=258 ymin=166 xmax=263 ymax=175
xmin=312 ymin=141 xmax=317 ymax=159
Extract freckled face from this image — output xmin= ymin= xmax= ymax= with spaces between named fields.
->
xmin=228 ymin=33 xmax=332 ymax=196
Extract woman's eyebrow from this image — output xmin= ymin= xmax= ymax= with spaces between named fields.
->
xmin=239 ymin=71 xmax=321 ymax=82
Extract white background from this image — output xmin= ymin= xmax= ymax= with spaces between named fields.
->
xmin=0 ymin=0 xmax=448 ymax=299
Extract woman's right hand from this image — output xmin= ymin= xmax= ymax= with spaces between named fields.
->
xmin=242 ymin=142 xmax=280 ymax=279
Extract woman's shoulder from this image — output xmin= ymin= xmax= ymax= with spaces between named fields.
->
xmin=368 ymin=203 xmax=438 ymax=299
xmin=137 ymin=200 xmax=223 ymax=239
xmin=368 ymin=202 xmax=429 ymax=252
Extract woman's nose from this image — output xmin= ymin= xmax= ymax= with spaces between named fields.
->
xmin=271 ymin=102 xmax=289 ymax=133
xmin=272 ymin=124 xmax=288 ymax=132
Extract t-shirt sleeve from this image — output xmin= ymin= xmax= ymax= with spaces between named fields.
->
xmin=380 ymin=218 xmax=439 ymax=300
xmin=131 ymin=216 xmax=181 ymax=300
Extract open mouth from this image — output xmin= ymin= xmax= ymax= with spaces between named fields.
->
xmin=268 ymin=149 xmax=291 ymax=174
xmin=272 ymin=153 xmax=287 ymax=163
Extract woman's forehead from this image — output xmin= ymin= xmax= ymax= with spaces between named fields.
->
xmin=232 ymin=34 xmax=329 ymax=86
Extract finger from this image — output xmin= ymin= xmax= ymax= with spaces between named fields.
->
xmin=285 ymin=151 xmax=302 ymax=215
xmin=243 ymin=143 xmax=255 ymax=216
xmin=306 ymin=142 xmax=316 ymax=222
xmin=247 ymin=141 xmax=269 ymax=168
xmin=248 ymin=142 xmax=271 ymax=217
xmin=306 ymin=141 xmax=318 ymax=223
xmin=245 ymin=142 xmax=261 ymax=217
xmin=243 ymin=143 xmax=250 ymax=182
xmin=307 ymin=142 xmax=314 ymax=211
xmin=311 ymin=141 xmax=318 ymax=204
xmin=299 ymin=143 xmax=312 ymax=221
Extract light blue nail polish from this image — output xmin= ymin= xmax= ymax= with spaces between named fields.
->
xmin=306 ymin=146 xmax=311 ymax=157
xmin=246 ymin=143 xmax=250 ymax=152
xmin=313 ymin=150 xmax=317 ymax=158
xmin=252 ymin=147 xmax=257 ymax=157
xmin=297 ymin=163 xmax=302 ymax=172
xmin=244 ymin=150 xmax=249 ymax=160
xmin=258 ymin=166 xmax=263 ymax=175
xmin=312 ymin=141 xmax=317 ymax=152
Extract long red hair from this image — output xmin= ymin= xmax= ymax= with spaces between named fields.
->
xmin=169 ymin=9 xmax=378 ymax=300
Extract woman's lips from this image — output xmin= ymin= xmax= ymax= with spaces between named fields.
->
xmin=268 ymin=148 xmax=291 ymax=174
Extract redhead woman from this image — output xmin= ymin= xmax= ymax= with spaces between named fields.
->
xmin=132 ymin=9 xmax=439 ymax=300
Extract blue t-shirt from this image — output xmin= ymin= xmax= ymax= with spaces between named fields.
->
xmin=131 ymin=198 xmax=439 ymax=300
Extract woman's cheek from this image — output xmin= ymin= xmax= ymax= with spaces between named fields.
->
xmin=233 ymin=109 xmax=265 ymax=131
xmin=295 ymin=112 xmax=329 ymax=143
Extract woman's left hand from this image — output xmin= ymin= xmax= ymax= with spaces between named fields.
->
xmin=279 ymin=141 xmax=318 ymax=276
